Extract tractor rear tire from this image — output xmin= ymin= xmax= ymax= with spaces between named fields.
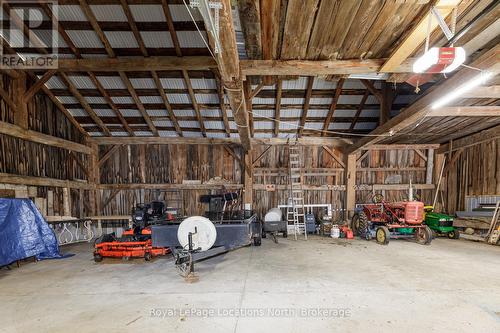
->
xmin=448 ymin=229 xmax=460 ymax=239
xmin=375 ymin=226 xmax=390 ymax=245
xmin=416 ymin=226 xmax=433 ymax=245
xmin=352 ymin=212 xmax=369 ymax=238
xmin=93 ymin=253 xmax=103 ymax=263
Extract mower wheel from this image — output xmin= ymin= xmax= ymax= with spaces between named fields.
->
xmin=262 ymin=231 xmax=267 ymax=239
xmin=122 ymin=256 xmax=130 ymax=261
xmin=375 ymin=226 xmax=390 ymax=245
xmin=448 ymin=229 xmax=460 ymax=239
xmin=283 ymin=230 xmax=288 ymax=238
xmin=416 ymin=226 xmax=433 ymax=245
xmin=93 ymin=253 xmax=103 ymax=263
xmin=144 ymin=252 xmax=153 ymax=261
xmin=253 ymin=236 xmax=262 ymax=246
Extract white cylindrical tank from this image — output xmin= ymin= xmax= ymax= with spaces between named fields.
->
xmin=264 ymin=208 xmax=283 ymax=222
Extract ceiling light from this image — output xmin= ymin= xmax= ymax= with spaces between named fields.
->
xmin=431 ymin=71 xmax=493 ymax=109
xmin=413 ymin=47 xmax=466 ymax=73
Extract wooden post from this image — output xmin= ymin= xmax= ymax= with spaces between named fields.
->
xmin=13 ymin=72 xmax=28 ymax=129
xmin=89 ymin=142 xmax=101 ymax=232
xmin=243 ymin=150 xmax=253 ymax=209
xmin=138 ymin=145 xmax=146 ymax=183
xmin=62 ymin=187 xmax=71 ymax=216
xmin=426 ymin=148 xmax=434 ymax=184
xmin=380 ymin=81 xmax=394 ymax=126
xmin=345 ymin=154 xmax=357 ymax=220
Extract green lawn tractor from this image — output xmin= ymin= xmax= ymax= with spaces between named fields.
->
xmin=423 ymin=206 xmax=460 ymax=239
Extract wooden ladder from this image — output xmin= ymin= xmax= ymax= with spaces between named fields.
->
xmin=487 ymin=201 xmax=500 ymax=244
xmin=287 ymin=145 xmax=307 ymax=240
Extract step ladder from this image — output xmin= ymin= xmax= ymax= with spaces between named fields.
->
xmin=286 ymin=145 xmax=307 ymax=240
xmin=487 ymin=201 xmax=500 ymax=245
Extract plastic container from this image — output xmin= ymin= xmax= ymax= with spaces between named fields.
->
xmin=330 ymin=225 xmax=340 ymax=238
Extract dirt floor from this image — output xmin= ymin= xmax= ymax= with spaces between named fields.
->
xmin=1 ymin=235 xmax=500 ymax=333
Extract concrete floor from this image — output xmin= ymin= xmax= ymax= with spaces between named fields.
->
xmin=1 ymin=236 xmax=500 ymax=333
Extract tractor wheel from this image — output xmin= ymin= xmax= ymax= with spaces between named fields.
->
xmin=375 ymin=226 xmax=390 ymax=245
xmin=351 ymin=214 xmax=359 ymax=235
xmin=416 ymin=226 xmax=432 ymax=245
xmin=144 ymin=252 xmax=153 ymax=261
xmin=448 ymin=229 xmax=460 ymax=239
xmin=93 ymin=253 xmax=103 ymax=263
xmin=352 ymin=212 xmax=369 ymax=238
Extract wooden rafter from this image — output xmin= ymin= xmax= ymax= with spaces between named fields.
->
xmin=243 ymin=81 xmax=254 ymax=137
xmin=322 ymin=78 xmax=345 ymax=135
xmin=298 ymin=77 xmax=314 ymax=137
xmin=360 ymin=80 xmax=382 ymax=102
xmin=59 ymin=73 xmax=111 ymax=136
xmin=98 ymin=145 xmax=123 ymax=167
xmin=274 ymin=78 xmax=282 ymax=137
xmin=152 ymin=72 xmax=183 ymax=136
xmin=213 ymin=73 xmax=231 ymax=137
xmin=24 ymin=70 xmax=56 ymax=102
xmin=322 ymin=146 xmax=345 ymax=168
xmin=161 ymin=0 xmax=182 ymax=57
xmin=182 ymin=70 xmax=207 ymax=137
xmin=349 ymin=90 xmax=369 ymax=131
xmin=428 ymin=106 xmax=500 ymax=117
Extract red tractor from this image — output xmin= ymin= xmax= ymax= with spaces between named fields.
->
xmin=352 ymin=195 xmax=432 ymax=245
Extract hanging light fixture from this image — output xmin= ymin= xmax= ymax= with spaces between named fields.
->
xmin=413 ymin=47 xmax=466 ymax=73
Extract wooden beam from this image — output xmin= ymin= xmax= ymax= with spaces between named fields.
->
xmin=252 ymin=145 xmax=272 ymax=166
xmin=437 ymin=124 xmax=500 ymax=153
xmin=59 ymin=72 xmax=111 ymax=136
xmin=345 ymin=154 xmax=356 ymax=218
xmin=238 ymin=0 xmax=262 ymax=59
xmin=349 ymin=90 xmax=369 ymax=131
xmin=322 ymin=78 xmax=345 ymax=135
xmin=24 ymin=70 xmax=56 ymax=102
xmin=152 ymin=71 xmax=183 ymax=136
xmin=102 ymin=189 xmax=121 ymax=210
xmin=0 ymin=173 xmax=92 ymax=189
xmin=347 ymin=44 xmax=500 ymax=154
xmin=462 ymin=85 xmax=500 ymax=99
xmin=366 ymin=144 xmax=440 ymax=150
xmin=298 ymin=77 xmax=314 ymax=137
xmin=0 ymin=121 xmax=92 ymax=154
xmin=428 ymin=106 xmax=500 ymax=117
xmin=443 ymin=149 xmax=464 ymax=174
xmin=97 ymin=145 xmax=123 ymax=167
xmin=243 ymin=80 xmax=254 ymax=137
xmin=162 ymin=0 xmax=182 ymax=57
xmin=426 ymin=148 xmax=434 ymax=184
xmin=322 ymin=146 xmax=345 ymax=168
xmin=361 ymin=80 xmax=382 ymax=102
xmin=99 ymin=183 xmax=243 ymax=190
xmin=12 ymin=72 xmax=28 ymax=129
xmin=274 ymin=78 xmax=282 ymax=137
xmin=182 ymin=69 xmax=207 ymax=137
xmin=68 ymin=151 xmax=90 ymax=179
xmin=214 ymin=73 xmax=231 ymax=137
xmin=91 ymin=136 xmax=353 ymax=147
xmin=249 ymin=82 xmax=265 ymax=100
xmin=379 ymin=0 xmax=462 ymax=72
xmin=240 ymin=58 xmax=413 ymax=76
xmin=379 ymin=81 xmax=394 ymax=125
xmin=57 ymin=57 xmax=216 ymax=72
xmin=0 ymin=85 xmax=18 ymax=112
xmin=243 ymin=150 xmax=253 ymax=207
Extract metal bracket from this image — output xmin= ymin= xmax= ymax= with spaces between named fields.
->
xmin=431 ymin=6 xmax=455 ymax=41
xmin=190 ymin=0 xmax=223 ymax=53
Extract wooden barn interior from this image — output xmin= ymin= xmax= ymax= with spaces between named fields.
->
xmin=0 ymin=0 xmax=499 ymax=332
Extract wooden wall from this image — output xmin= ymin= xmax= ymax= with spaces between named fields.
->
xmin=441 ymin=139 xmax=499 ymax=214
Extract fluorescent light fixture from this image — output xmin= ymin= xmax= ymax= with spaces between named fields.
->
xmin=413 ymin=47 xmax=466 ymax=73
xmin=431 ymin=71 xmax=493 ymax=109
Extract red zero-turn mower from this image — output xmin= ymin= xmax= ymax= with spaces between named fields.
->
xmin=94 ymin=201 xmax=172 ymax=262
xmin=351 ymin=194 xmax=432 ymax=245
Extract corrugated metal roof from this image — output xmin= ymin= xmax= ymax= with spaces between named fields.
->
xmin=201 ymin=109 xmax=221 ymax=117
xmin=140 ymin=31 xmax=173 ymax=48
xmin=342 ymin=79 xmax=365 ymax=89
xmin=191 ymin=78 xmax=217 ymax=89
xmin=177 ymin=31 xmax=208 ymax=48
xmin=159 ymin=130 xmax=179 ymax=137
xmin=32 ymin=30 xmax=67 ymax=48
xmin=207 ymin=132 xmax=227 ymax=138
xmin=195 ymin=94 xmax=218 ymax=104
xmin=68 ymin=109 xmax=87 ymax=117
xmin=84 ymin=96 xmax=107 ymax=104
xmin=282 ymin=77 xmax=308 ymax=90
xmin=139 ymin=95 xmax=163 ymax=104
xmin=279 ymin=120 xmax=300 ymax=130
xmin=354 ymin=122 xmax=377 ymax=130
xmin=119 ymin=109 xmax=142 ymax=117
xmin=252 ymin=109 xmax=274 ymax=118
xmin=88 ymin=132 xmax=104 ymax=137
xmin=94 ymin=109 xmax=115 ymax=116
xmin=204 ymin=121 xmax=225 ymax=130
xmin=160 ymin=78 xmax=186 ymax=89
xmin=303 ymin=122 xmax=324 ymax=130
xmin=281 ymin=109 xmax=302 ymax=118
xmin=81 ymin=53 xmax=109 ymax=58
xmin=254 ymin=132 xmax=273 ymax=138
xmin=253 ymin=97 xmax=275 ymax=104
xmin=360 ymin=109 xmax=380 ymax=117
xmin=104 ymin=31 xmax=139 ymax=48
xmin=229 ymin=121 xmax=238 ymax=130
xmin=111 ymin=131 xmax=129 ymax=137
xmin=281 ymin=97 xmax=304 ymax=104
xmin=66 ymin=30 xmax=104 ymax=48
xmin=169 ymin=5 xmax=203 ymax=22
xmin=3 ymin=29 xmax=25 ymax=47
xmin=90 ymin=5 xmax=127 ymax=22
xmin=313 ymin=79 xmax=336 ymax=90
xmin=173 ymin=109 xmax=195 ymax=117
xmin=147 ymin=109 xmax=167 ymax=117
xmin=178 ymin=120 xmax=200 ymax=128
xmin=307 ymin=109 xmax=329 ymax=118
xmin=111 ymin=96 xmax=134 ymax=104
xmin=365 ymin=96 xmax=379 ymax=104
xmin=97 ymin=76 xmax=126 ymax=89
xmin=68 ymin=75 xmax=96 ymax=89
xmin=309 ymin=97 xmax=332 ymax=105
xmin=57 ymin=96 xmax=79 ymax=104
xmin=130 ymin=78 xmax=156 ymax=89
xmin=166 ymin=93 xmax=191 ymax=104
xmin=328 ymin=123 xmax=351 ymax=130
xmin=129 ymin=5 xmax=165 ymax=22
xmin=333 ymin=109 xmax=356 ymax=117
xmin=58 ymin=5 xmax=87 ymax=21
xmin=338 ymin=95 xmax=364 ymax=104
xmin=395 ymin=95 xmax=418 ymax=104
xmin=153 ymin=120 xmax=173 ymax=127
xmin=45 ymin=76 xmax=66 ymax=89
xmin=135 ymin=131 xmax=154 ymax=136
xmin=230 ymin=132 xmax=240 ymax=138
xmin=254 ymin=121 xmax=274 ymax=130
xmin=278 ymin=132 xmax=296 ymax=139
xmin=183 ymin=131 xmax=203 ymax=138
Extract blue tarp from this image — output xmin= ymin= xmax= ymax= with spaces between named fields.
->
xmin=0 ymin=198 xmax=60 ymax=266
